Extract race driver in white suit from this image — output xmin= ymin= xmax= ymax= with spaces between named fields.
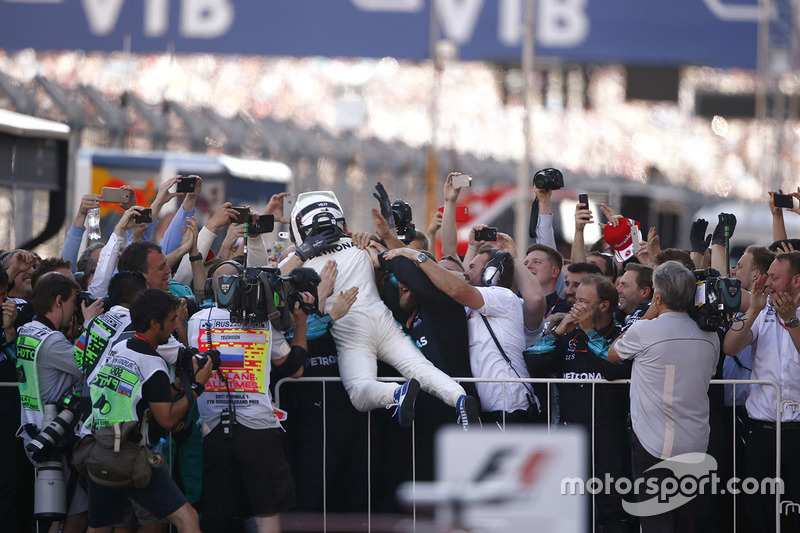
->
xmin=279 ymin=190 xmax=478 ymax=429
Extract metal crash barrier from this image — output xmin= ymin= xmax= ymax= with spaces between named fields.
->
xmin=0 ymin=377 xmax=787 ymax=532
xmin=274 ymin=377 xmax=786 ymax=533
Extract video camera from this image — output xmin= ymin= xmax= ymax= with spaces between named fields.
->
xmin=391 ymin=200 xmax=416 ymax=245
xmin=690 ymin=268 xmax=741 ymax=331
xmin=216 ymin=266 xmax=321 ymax=329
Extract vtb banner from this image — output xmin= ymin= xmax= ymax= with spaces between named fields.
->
xmin=0 ymin=0 xmax=759 ymax=68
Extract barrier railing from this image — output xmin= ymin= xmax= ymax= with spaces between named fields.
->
xmin=274 ymin=376 xmax=786 ymax=533
xmin=0 ymin=377 xmax=787 ymax=532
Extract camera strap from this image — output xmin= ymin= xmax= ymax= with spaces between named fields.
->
xmin=480 ymin=314 xmax=538 ymax=413
xmin=529 ymin=198 xmax=539 ymax=240
xmin=206 ymin=307 xmax=236 ymax=432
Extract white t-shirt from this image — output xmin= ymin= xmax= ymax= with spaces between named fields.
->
xmin=466 ymin=286 xmax=530 ymax=413
xmin=746 ymin=300 xmax=800 ymax=422
xmin=614 ymin=312 xmax=719 ymax=459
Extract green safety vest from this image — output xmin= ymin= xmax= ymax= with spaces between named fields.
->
xmin=87 ymin=340 xmax=167 ymax=431
xmin=75 ymin=309 xmax=131 ymax=377
xmin=16 ymin=321 xmax=60 ymax=433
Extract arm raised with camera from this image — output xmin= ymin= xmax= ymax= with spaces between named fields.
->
xmin=89 ymin=207 xmax=147 ymax=298
xmin=441 ymin=173 xmax=463 ymax=263
xmin=571 ymin=201 xmax=593 ymax=264
xmin=770 ymin=191 xmax=789 ymax=242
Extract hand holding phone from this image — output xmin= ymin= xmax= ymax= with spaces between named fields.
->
xmin=232 ymin=207 xmax=250 ymax=225
xmin=452 ymin=174 xmax=473 ymax=188
xmin=475 ymin=227 xmax=498 ymax=242
xmin=283 ymin=195 xmax=296 ymax=221
xmin=133 ymin=208 xmax=152 ymax=224
xmin=176 ymin=176 xmax=197 ymax=193
xmin=249 ymin=214 xmax=275 ymax=236
xmin=101 ymin=187 xmax=132 ymax=204
xmin=774 ymin=193 xmax=795 ymax=209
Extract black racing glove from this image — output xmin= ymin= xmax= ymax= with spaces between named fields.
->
xmin=373 ymin=182 xmax=396 ymax=229
xmin=295 ymin=229 xmax=339 ymax=261
xmin=689 ymin=218 xmax=712 ymax=253
xmin=711 ymin=213 xmax=737 ymax=245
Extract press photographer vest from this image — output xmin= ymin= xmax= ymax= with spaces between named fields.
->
xmin=86 ymin=339 xmax=168 ymax=430
xmin=16 ymin=321 xmax=60 ymax=432
xmin=75 ymin=308 xmax=133 ymax=377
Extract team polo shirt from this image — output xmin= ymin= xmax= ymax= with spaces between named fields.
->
xmin=746 ymin=300 xmax=800 ymax=422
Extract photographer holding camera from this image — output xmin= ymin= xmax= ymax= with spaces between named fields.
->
xmin=187 ymin=260 xmax=309 ymax=533
xmin=15 ymin=273 xmax=87 ymax=532
xmin=82 ymin=288 xmax=210 ymax=532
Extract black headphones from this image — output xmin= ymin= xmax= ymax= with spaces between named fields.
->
xmin=481 ymin=251 xmax=511 ymax=287
xmin=203 ymin=261 xmax=244 ymax=301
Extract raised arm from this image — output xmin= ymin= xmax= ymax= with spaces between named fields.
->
xmin=497 ymin=232 xmax=545 ymax=331
xmin=770 ymin=191 xmax=788 ymax=242
xmin=571 ymin=199 xmax=593 ymax=264
xmin=441 ymin=172 xmax=463 ymax=262
xmin=62 ymin=193 xmax=101 ymax=271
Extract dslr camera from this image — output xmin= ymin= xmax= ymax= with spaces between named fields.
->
xmin=690 ymin=268 xmax=741 ymax=330
xmin=533 ymin=168 xmax=564 ymax=191
xmin=26 ymin=392 xmax=86 ymax=463
xmin=391 ymin=200 xmax=416 ymax=245
xmin=176 ymin=346 xmax=221 ymax=381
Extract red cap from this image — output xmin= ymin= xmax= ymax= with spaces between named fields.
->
xmin=603 ymin=218 xmax=642 ymax=262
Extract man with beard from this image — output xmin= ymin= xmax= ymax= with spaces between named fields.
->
xmin=615 ymin=263 xmax=653 ymax=330
xmin=723 ymin=251 xmax=800 ymax=532
xmin=563 ymin=262 xmax=602 ymax=310
xmin=526 ymin=274 xmax=632 ymax=532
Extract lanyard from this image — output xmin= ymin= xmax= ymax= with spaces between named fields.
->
xmin=546 ymin=295 xmax=561 ymax=317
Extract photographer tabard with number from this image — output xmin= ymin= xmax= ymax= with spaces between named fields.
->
xmin=186 ymin=260 xmax=312 ymax=533
xmin=80 ymin=289 xmax=211 ymax=532
xmin=15 ymin=273 xmax=89 ymax=533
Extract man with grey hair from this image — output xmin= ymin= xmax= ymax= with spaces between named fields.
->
xmin=608 ymin=261 xmax=720 ymax=532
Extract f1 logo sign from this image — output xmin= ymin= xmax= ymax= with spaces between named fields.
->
xmin=472 ymin=447 xmax=552 ymax=488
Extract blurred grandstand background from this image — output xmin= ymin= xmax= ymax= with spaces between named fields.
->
xmin=0 ymin=0 xmax=797 ymax=255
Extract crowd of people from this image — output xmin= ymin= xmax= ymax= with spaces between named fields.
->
xmin=0 ymin=171 xmax=798 ymax=533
